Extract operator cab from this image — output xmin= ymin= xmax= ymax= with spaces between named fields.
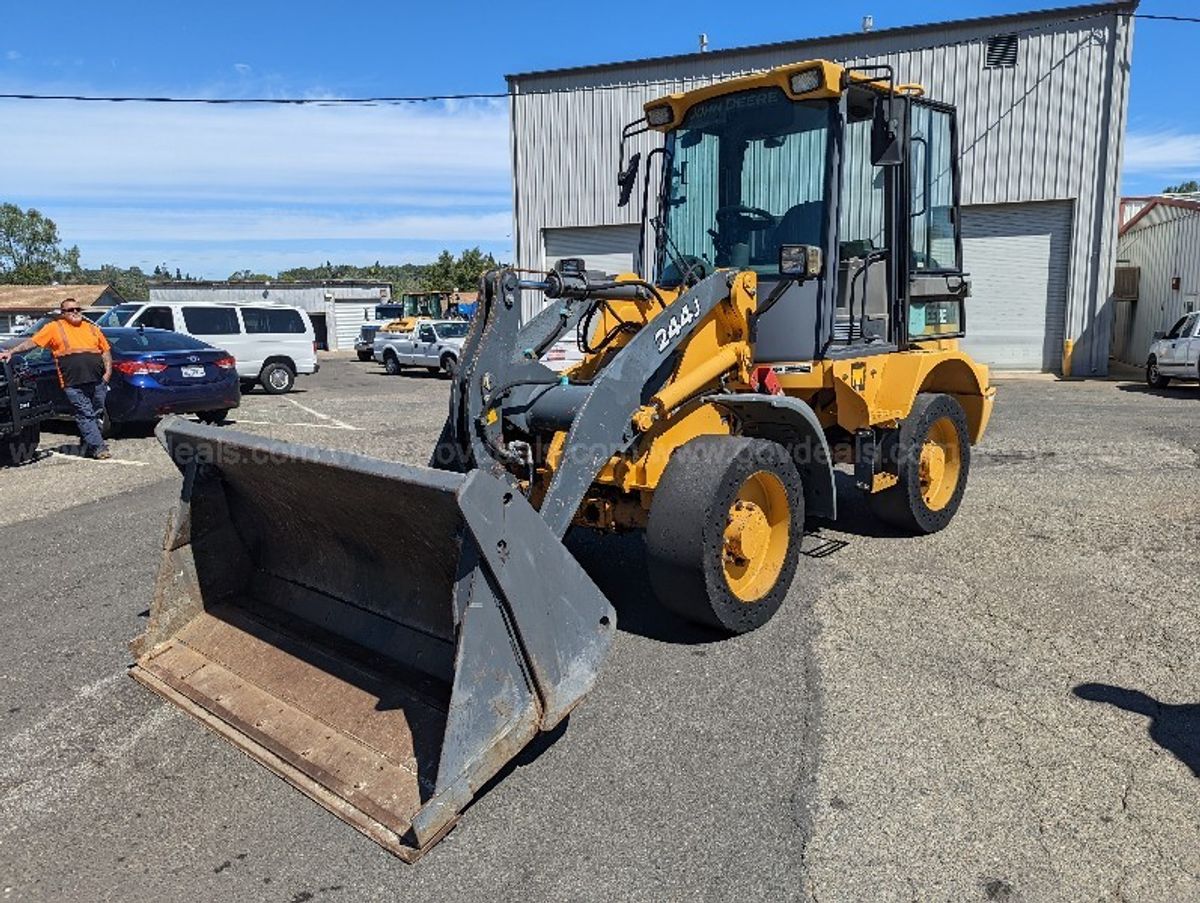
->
xmin=624 ymin=61 xmax=969 ymax=365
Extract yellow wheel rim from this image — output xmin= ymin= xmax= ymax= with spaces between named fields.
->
xmin=919 ymin=417 xmax=962 ymax=512
xmin=722 ymin=470 xmax=791 ymax=602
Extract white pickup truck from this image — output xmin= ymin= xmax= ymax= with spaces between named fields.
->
xmin=374 ymin=319 xmax=470 ymax=377
xmin=1147 ymin=311 xmax=1200 ymax=387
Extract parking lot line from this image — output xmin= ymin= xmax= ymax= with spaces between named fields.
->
xmin=232 ymin=418 xmax=357 ymax=430
xmin=48 ymin=451 xmax=149 ymax=467
xmin=281 ymin=396 xmax=361 ymax=431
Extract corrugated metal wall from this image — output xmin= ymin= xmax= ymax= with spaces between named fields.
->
xmin=1115 ymin=209 xmax=1200 ymax=365
xmin=508 ymin=4 xmax=1134 ymax=374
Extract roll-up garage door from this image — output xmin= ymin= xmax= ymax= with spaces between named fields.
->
xmin=542 ymin=224 xmax=641 ymax=277
xmin=333 ymin=300 xmax=377 ymax=351
xmin=960 ymin=201 xmax=1073 ymax=370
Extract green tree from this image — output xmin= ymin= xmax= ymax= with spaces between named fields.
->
xmin=0 ymin=203 xmax=81 ymax=283
xmin=1163 ymin=179 xmax=1200 ymax=194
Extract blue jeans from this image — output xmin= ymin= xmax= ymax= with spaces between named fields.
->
xmin=63 ymin=382 xmax=109 ymax=453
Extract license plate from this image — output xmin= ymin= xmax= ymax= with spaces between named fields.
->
xmin=181 ymin=365 xmax=206 ymax=378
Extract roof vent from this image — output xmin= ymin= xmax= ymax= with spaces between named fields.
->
xmin=985 ymin=34 xmax=1019 ymax=68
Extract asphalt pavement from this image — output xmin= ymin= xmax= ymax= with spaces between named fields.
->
xmin=0 ymin=359 xmax=1197 ymax=902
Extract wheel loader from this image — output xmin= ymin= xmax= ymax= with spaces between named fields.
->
xmin=131 ymin=59 xmax=994 ymax=859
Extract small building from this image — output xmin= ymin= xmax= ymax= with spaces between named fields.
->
xmin=0 ymin=284 xmax=124 ymax=334
xmin=1110 ymin=197 xmax=1200 ymax=366
xmin=506 ymin=1 xmax=1136 ymax=374
xmin=149 ymin=281 xmax=393 ymax=351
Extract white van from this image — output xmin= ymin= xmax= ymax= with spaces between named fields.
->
xmin=96 ymin=302 xmax=319 ymax=393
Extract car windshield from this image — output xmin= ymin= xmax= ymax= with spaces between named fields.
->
xmin=434 ymin=322 xmax=470 ymax=338
xmin=108 ymin=330 xmax=213 ymax=353
xmin=95 ymin=304 xmax=142 ymax=327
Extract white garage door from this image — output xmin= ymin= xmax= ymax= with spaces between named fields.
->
xmin=542 ymin=224 xmax=641 ymax=276
xmin=960 ymin=201 xmax=1073 ymax=370
xmin=333 ymin=300 xmax=376 ymax=351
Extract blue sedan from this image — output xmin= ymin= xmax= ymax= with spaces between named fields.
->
xmin=19 ymin=327 xmax=240 ymax=436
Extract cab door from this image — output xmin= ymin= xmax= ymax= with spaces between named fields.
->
xmin=414 ymin=324 xmax=437 ymax=365
xmin=1161 ymin=314 xmax=1195 ymax=374
xmin=1182 ymin=312 xmax=1200 ymax=376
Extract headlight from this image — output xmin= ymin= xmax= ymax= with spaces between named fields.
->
xmin=645 ymin=104 xmax=673 ymax=127
xmin=789 ymin=69 xmax=821 ymax=95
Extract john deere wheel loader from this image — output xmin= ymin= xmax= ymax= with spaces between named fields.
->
xmin=131 ymin=60 xmax=994 ymax=859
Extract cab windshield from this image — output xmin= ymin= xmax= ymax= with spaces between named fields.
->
xmin=660 ymin=89 xmax=833 ymax=283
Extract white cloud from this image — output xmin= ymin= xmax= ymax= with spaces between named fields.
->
xmin=1124 ymin=129 xmax=1200 ymax=175
xmin=55 ymin=206 xmax=512 ymax=242
xmin=233 ymin=63 xmax=252 ymax=75
xmin=5 ymin=50 xmax=20 ymax=61
xmin=1 ymin=98 xmax=509 ymax=202
xmin=0 ymin=97 xmax=511 ymax=275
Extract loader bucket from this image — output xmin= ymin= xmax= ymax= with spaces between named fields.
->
xmin=131 ymin=418 xmax=616 ymax=860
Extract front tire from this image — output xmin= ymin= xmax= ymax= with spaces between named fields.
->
xmin=197 ymin=409 xmax=229 ymax=425
xmin=646 ymin=436 xmax=804 ymax=634
xmin=260 ymin=362 xmax=295 ymax=394
xmin=356 ymin=351 xmax=374 ymax=362
xmin=440 ymin=354 xmax=458 ymax=379
xmin=868 ymin=393 xmax=970 ymax=534
xmin=1146 ymin=356 xmax=1170 ymax=389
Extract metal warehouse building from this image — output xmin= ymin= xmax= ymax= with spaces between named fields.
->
xmin=149 ymin=281 xmax=392 ymax=351
xmin=1111 ymin=197 xmax=1200 ymax=365
xmin=506 ymin=1 xmax=1135 ymax=373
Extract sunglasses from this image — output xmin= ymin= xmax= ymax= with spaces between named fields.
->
xmin=62 ymin=307 xmax=83 ymax=313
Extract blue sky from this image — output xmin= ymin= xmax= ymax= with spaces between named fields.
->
xmin=1 ymin=0 xmax=1196 ymax=278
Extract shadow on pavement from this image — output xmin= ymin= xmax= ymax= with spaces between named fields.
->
xmin=1116 ymin=383 xmax=1199 ymax=399
xmin=1074 ymin=683 xmax=1200 ymax=778
xmin=565 ymin=528 xmax=723 ymax=645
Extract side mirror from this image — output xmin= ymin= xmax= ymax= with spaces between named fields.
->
xmin=871 ymin=99 xmax=902 ymax=167
xmin=1152 ymin=331 xmax=1165 ymax=340
xmin=779 ymin=244 xmax=824 ymax=280
xmin=617 ymin=152 xmax=641 ymax=207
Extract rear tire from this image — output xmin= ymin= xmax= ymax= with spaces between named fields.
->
xmin=383 ymin=352 xmax=402 ymax=375
xmin=100 ymin=410 xmax=121 ymax=440
xmin=260 ymin=362 xmax=295 ymax=394
xmin=1 ymin=423 xmax=40 ymax=466
xmin=197 ymin=409 xmax=229 ymax=425
xmin=868 ymin=393 xmax=970 ymax=534
xmin=1146 ymin=356 xmax=1170 ymax=389
xmin=357 ymin=351 xmax=374 ymax=362
xmin=646 ymin=436 xmax=804 ymax=634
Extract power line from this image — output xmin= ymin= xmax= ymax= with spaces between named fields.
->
xmin=1133 ymin=14 xmax=1200 ymax=23
xmin=0 ymin=9 xmax=1193 ymax=106
xmin=0 ymin=90 xmax=508 ymax=104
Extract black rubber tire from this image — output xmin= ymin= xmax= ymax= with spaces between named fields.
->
xmin=1146 ymin=356 xmax=1170 ymax=389
xmin=240 ymin=379 xmax=257 ymax=395
xmin=440 ymin=354 xmax=458 ymax=379
xmin=197 ymin=409 xmax=229 ymax=425
xmin=1 ymin=423 xmax=40 ymax=466
xmin=383 ymin=352 xmax=403 ymax=375
xmin=260 ymin=362 xmax=295 ymax=394
xmin=100 ymin=409 xmax=121 ymax=440
xmin=868 ymin=393 xmax=970 ymax=535
xmin=356 ymin=351 xmax=374 ymax=362
xmin=645 ymin=435 xmax=804 ymax=634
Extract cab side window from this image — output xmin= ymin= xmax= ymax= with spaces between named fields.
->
xmin=1165 ymin=316 xmax=1188 ymax=340
xmin=182 ymin=307 xmax=240 ymax=335
xmin=140 ymin=307 xmax=175 ymax=331
xmin=909 ymin=104 xmax=959 ymax=272
xmin=418 ymin=325 xmax=436 ymax=343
